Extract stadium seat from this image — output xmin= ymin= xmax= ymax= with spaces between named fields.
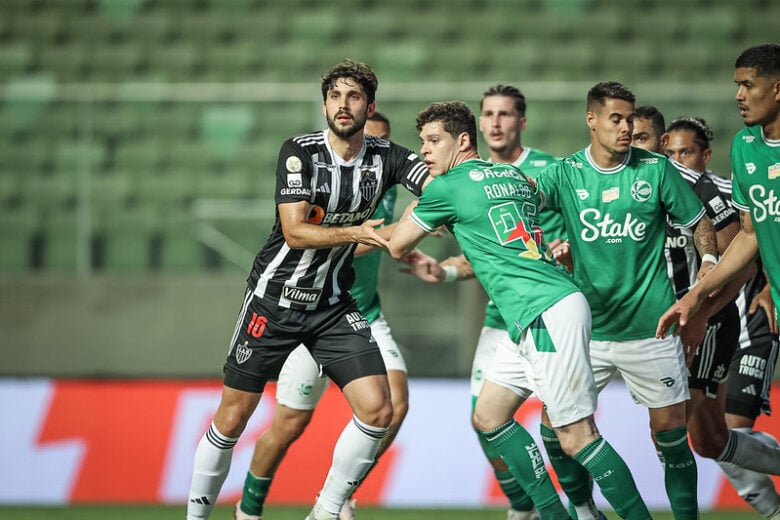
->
xmin=101 ymin=204 xmax=160 ymax=271
xmin=0 ymin=43 xmax=32 ymax=80
xmin=0 ymin=207 xmax=40 ymax=271
xmin=201 ymin=105 xmax=255 ymax=160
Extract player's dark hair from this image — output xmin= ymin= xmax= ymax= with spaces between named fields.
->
xmin=587 ymin=81 xmax=635 ymax=111
xmin=321 ymin=60 xmax=378 ymax=104
xmin=635 ymin=105 xmax=666 ymax=140
xmin=368 ymin=110 xmax=390 ymax=133
xmin=667 ymin=117 xmax=714 ymax=150
xmin=735 ymin=44 xmax=780 ymax=78
xmin=416 ymin=100 xmax=478 ymax=151
xmin=481 ymin=84 xmax=527 ymax=116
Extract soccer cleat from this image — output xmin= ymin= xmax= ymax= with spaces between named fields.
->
xmin=305 ymin=503 xmax=339 ymax=520
xmin=233 ymin=501 xmax=261 ymax=520
xmin=507 ymin=507 xmax=540 ymax=520
xmin=233 ymin=501 xmax=262 ymax=520
xmin=339 ymin=498 xmax=357 ymax=520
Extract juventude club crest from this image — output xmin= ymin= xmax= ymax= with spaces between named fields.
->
xmin=630 ymin=180 xmax=653 ymax=202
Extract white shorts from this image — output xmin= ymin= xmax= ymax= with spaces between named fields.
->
xmin=471 ymin=326 xmax=513 ymax=398
xmin=275 ymin=315 xmax=406 ymax=410
xmin=486 ymin=292 xmax=598 ymax=427
xmin=590 ymin=336 xmax=690 ymax=408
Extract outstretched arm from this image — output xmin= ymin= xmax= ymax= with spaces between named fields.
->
xmin=279 ymin=200 xmax=388 ymax=250
xmin=657 ymin=211 xmax=760 ymax=338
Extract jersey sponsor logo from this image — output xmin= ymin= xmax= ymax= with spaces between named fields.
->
xmin=345 ymin=311 xmax=370 ymax=331
xmin=307 ymin=205 xmax=325 ymax=224
xmin=659 ymin=377 xmax=675 ymax=387
xmin=769 ymin=162 xmax=780 ymax=179
xmin=316 ymin=182 xmax=331 ymax=193
xmin=287 ymin=173 xmax=303 ymax=187
xmin=286 ymin=155 xmax=303 ymax=173
xmin=742 ymin=135 xmax=756 ymax=143
xmin=282 ymin=286 xmax=322 ymax=304
xmin=738 ymin=354 xmax=767 ymax=379
xmin=321 ymin=206 xmax=375 ymax=225
xmin=708 ymin=196 xmax=726 ymax=214
xmin=576 ymin=189 xmax=589 ymax=200
xmin=530 ymin=159 xmax=548 ymax=167
xmin=280 ymin=187 xmax=311 ymax=196
xmin=748 ymin=186 xmax=780 ymax=223
xmin=579 ymin=209 xmax=647 ymax=243
xmin=665 ymin=235 xmax=689 ymax=249
xmin=469 ymin=169 xmax=485 ymax=181
xmin=746 ymin=162 xmax=756 ymax=174
xmin=234 ymin=342 xmax=252 ymax=364
xmin=639 ymin=157 xmax=659 ymax=164
xmin=630 ymin=180 xmax=652 ymax=202
xmin=601 ymin=187 xmax=619 ymax=203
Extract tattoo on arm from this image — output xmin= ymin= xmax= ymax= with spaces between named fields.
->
xmin=693 ymin=215 xmax=718 ymax=257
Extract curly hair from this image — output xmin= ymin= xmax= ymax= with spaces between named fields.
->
xmin=416 ymin=100 xmax=478 ymax=148
xmin=321 ymin=60 xmax=378 ymax=104
xmin=666 ymin=116 xmax=714 ymax=150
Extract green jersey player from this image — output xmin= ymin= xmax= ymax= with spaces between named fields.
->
xmin=389 ymin=100 xmax=650 ymax=520
xmin=538 ymin=81 xmax=709 ymax=520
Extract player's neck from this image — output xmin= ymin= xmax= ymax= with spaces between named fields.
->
xmin=328 ymin=130 xmax=365 ymax=162
xmin=454 ymin=150 xmax=480 ymax=168
xmin=589 ymin=143 xmax=626 ymax=169
xmin=762 ymin=118 xmax=780 ymax=141
xmin=490 ymin=145 xmax=523 ymax=165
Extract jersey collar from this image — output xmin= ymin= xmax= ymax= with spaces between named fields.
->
xmin=584 ymin=145 xmax=630 ymax=174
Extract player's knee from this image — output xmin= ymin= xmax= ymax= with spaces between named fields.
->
xmin=213 ymin=408 xmax=252 ymax=438
xmin=272 ymin=409 xmax=313 ymax=442
xmin=471 ymin=408 xmax=499 ymax=433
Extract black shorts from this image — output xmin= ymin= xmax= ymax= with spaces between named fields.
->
xmin=223 ymin=287 xmax=387 ymax=393
xmin=688 ymin=303 xmax=740 ymax=398
xmin=725 ymin=333 xmax=779 ymax=419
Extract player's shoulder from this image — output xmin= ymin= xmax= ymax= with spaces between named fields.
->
xmin=733 ymin=125 xmax=761 ymax=144
xmin=669 ymin=159 xmax=702 ymax=186
xmin=524 ymin=147 xmax=559 ymax=168
xmin=290 ymin=130 xmax=326 ymax=148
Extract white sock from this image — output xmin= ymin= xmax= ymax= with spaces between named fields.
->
xmin=572 ymin=498 xmax=601 ymax=520
xmin=718 ymin=460 xmax=780 ymax=516
xmin=316 ymin=415 xmax=388 ymax=515
xmin=717 ymin=428 xmax=780 ymax=475
xmin=187 ymin=422 xmax=238 ymax=519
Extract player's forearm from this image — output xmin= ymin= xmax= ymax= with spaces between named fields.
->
xmin=698 ymin=260 xmax=757 ymax=318
xmin=283 ymin=222 xmax=365 ymax=249
xmin=355 ymin=223 xmax=398 ymax=256
xmin=692 ymin=214 xmax=718 ymax=259
xmin=689 ymin=229 xmax=759 ymax=303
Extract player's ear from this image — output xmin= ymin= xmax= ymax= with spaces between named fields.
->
xmin=367 ymin=102 xmax=376 ymax=118
xmin=660 ymin=132 xmax=670 ymax=149
xmin=586 ymin=111 xmax=596 ymax=131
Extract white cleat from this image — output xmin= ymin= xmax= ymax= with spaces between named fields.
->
xmin=339 ymin=498 xmax=357 ymax=520
xmin=507 ymin=508 xmax=540 ymax=520
xmin=233 ymin=501 xmax=262 ymax=520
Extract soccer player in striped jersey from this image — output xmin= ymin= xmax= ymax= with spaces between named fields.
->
xmin=659 ymin=112 xmax=780 ymax=517
xmin=185 ymin=61 xmax=429 ymax=520
xmin=390 ymin=100 xmax=651 ymax=520
xmin=538 ymin=82 xmax=711 ymax=519
xmin=232 ymin=112 xmax=410 ymax=520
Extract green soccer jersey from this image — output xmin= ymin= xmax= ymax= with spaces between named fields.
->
xmin=351 ymin=186 xmax=397 ymax=324
xmin=730 ymin=126 xmax=780 ymax=309
xmin=537 ymin=146 xmax=705 ymax=341
xmin=410 ymin=158 xmax=579 ymax=343
xmin=483 ymin=147 xmax=565 ymax=330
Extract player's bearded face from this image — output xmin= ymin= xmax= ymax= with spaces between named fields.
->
xmin=326 ymin=106 xmax=369 ymax=139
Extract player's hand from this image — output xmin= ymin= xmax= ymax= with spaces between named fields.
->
xmin=440 ymin=255 xmax=474 ymax=278
xmin=656 ymin=292 xmax=702 ymax=339
xmin=749 ymin=283 xmax=778 ymax=334
xmin=398 ymin=249 xmax=445 ymax=283
xmin=354 ymin=218 xmax=389 ymax=250
xmin=549 ymin=238 xmax=573 ymax=273
xmin=696 ymin=261 xmax=716 ymax=281
xmin=679 ymin=313 xmax=707 ymax=367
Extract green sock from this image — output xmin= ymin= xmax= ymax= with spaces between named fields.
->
xmin=540 ymin=424 xmax=593 ymax=507
xmin=240 ymin=472 xmax=272 ymax=516
xmin=495 ymin=469 xmax=535 ymax=512
xmin=479 ymin=420 xmax=569 ymax=520
xmin=656 ymin=426 xmax=698 ymax=520
xmin=573 ymin=436 xmax=652 ymax=519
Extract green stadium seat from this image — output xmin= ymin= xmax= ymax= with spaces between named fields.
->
xmin=36 ymin=44 xmax=90 ymax=82
xmin=372 ymin=42 xmax=428 ymax=81
xmin=101 ymin=204 xmax=160 ymax=270
xmin=98 ymin=0 xmax=145 ymax=25
xmin=0 ymin=43 xmax=32 ymax=80
xmin=143 ymin=43 xmax=201 ymax=81
xmin=0 ymin=207 xmax=40 ymax=271
xmin=195 ymin=168 xmax=253 ymax=199
xmin=159 ymin=214 xmax=203 ymax=271
xmin=39 ymin=209 xmax=87 ymax=271
xmin=9 ymin=11 xmax=66 ymax=45
xmin=136 ymin=169 xmax=195 ymax=207
xmin=200 ymin=42 xmax=256 ymax=81
xmin=113 ymin=139 xmax=166 ymax=175
xmin=201 ymin=105 xmax=255 ymax=160
xmin=90 ymin=44 xmax=144 ymax=81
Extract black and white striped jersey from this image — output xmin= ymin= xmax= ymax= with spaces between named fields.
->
xmin=664 ymin=162 xmax=738 ymax=310
xmin=706 ymin=171 xmax=778 ymax=349
xmin=249 ymin=129 xmax=428 ymax=310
